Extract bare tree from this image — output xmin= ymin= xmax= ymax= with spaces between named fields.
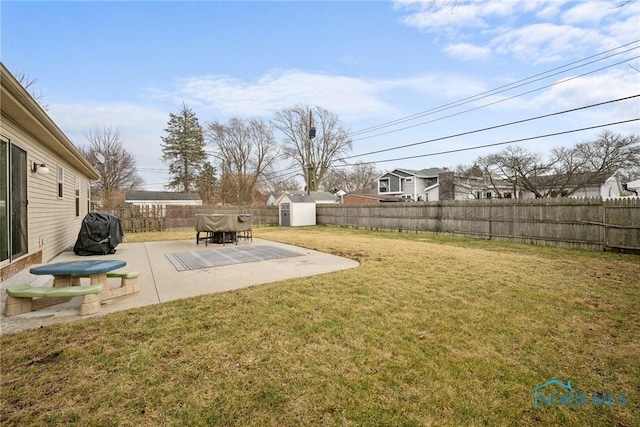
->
xmin=477 ymin=146 xmax=551 ymax=198
xmin=272 ymin=105 xmax=352 ymax=192
xmin=572 ymin=130 xmax=640 ymax=175
xmin=80 ymin=125 xmax=144 ymax=207
xmin=206 ymin=117 xmax=280 ymax=205
xmin=322 ymin=162 xmax=380 ymax=193
xmin=261 ymin=172 xmax=302 ymax=195
xmin=14 ymin=71 xmax=48 ymax=111
xmin=474 ymin=130 xmax=640 ymax=198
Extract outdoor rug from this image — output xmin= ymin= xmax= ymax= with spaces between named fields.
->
xmin=166 ymin=245 xmax=304 ymax=272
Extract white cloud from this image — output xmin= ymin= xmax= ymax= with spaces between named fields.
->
xmin=394 ymin=0 xmax=640 ymax=65
xmin=444 ymin=43 xmax=492 ymax=60
xmin=561 ymin=1 xmax=618 ymax=25
xmin=530 ymin=68 xmax=639 ymax=110
xmin=492 ymin=23 xmax=601 ymax=63
xmin=400 ymin=5 xmax=487 ymax=33
xmin=155 ymin=70 xmax=401 ymax=122
xmin=482 ymin=68 xmax=640 ymax=140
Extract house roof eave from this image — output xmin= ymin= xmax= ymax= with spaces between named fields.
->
xmin=1 ymin=63 xmax=99 ymax=180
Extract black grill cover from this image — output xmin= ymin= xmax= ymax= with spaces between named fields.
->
xmin=73 ymin=213 xmax=124 ymax=256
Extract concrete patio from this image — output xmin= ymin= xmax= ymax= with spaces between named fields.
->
xmin=0 ymin=238 xmax=359 ymax=335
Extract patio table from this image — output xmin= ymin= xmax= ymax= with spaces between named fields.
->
xmin=195 ymin=214 xmax=252 ymax=246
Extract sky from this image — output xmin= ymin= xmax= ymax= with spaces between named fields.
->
xmin=2 ymin=0 xmax=639 ymax=191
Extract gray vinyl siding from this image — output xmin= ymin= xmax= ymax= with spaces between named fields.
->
xmin=381 ymin=174 xmax=401 ymax=193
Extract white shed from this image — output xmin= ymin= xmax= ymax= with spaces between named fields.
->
xmin=278 ymin=193 xmax=316 ymax=227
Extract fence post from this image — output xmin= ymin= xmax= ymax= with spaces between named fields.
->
xmin=488 ymin=200 xmax=493 ymax=240
xmin=602 ymin=199 xmax=607 ymax=251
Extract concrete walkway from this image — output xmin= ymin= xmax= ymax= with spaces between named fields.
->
xmin=0 ymin=238 xmax=359 ymax=335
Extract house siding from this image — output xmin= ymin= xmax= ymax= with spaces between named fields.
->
xmin=2 ymin=115 xmax=91 ymax=264
xmin=379 ymin=173 xmax=401 ymax=193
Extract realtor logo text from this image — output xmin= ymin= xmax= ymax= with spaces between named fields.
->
xmin=530 ymin=379 xmax=627 ymax=409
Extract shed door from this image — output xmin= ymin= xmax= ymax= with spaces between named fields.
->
xmin=280 ymin=203 xmax=290 ymax=226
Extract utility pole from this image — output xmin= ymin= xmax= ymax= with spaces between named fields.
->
xmin=307 ymin=110 xmax=316 ymax=195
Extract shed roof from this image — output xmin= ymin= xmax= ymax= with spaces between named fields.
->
xmin=281 ymin=193 xmax=315 ymax=203
xmin=286 ymin=191 xmax=339 ymax=203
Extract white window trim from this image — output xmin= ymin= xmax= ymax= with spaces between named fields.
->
xmin=75 ymin=176 xmax=81 ymax=217
xmin=57 ymin=166 xmax=64 ymax=199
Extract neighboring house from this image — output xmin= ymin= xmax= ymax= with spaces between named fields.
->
xmin=266 ymin=192 xmax=278 ymax=206
xmin=439 ymin=171 xmax=516 ymax=200
xmin=380 ymin=166 xmax=628 ymax=201
xmin=342 ymin=193 xmax=406 ymax=204
xmin=377 ymin=168 xmax=442 ymax=201
xmin=1 ymin=63 xmax=100 ymax=280
xmin=377 ymin=168 xmax=506 ymax=201
xmin=625 ymin=178 xmax=640 ymax=196
xmin=519 ymin=171 xmax=625 ymax=199
xmin=125 ymin=191 xmax=203 ymax=209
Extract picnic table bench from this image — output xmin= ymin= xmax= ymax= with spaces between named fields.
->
xmin=4 ymin=284 xmax=103 ymax=316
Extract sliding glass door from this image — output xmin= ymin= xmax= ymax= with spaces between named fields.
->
xmin=0 ymin=140 xmax=8 ymax=263
xmin=11 ymin=144 xmax=28 ymax=259
xmin=0 ymin=140 xmax=28 ymax=264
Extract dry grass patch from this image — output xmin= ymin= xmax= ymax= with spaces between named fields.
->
xmin=2 ymin=226 xmax=639 ymax=426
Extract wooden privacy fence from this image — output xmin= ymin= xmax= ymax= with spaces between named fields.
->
xmin=104 ymin=205 xmax=279 ymax=233
xmin=103 ymin=198 xmax=639 ymax=252
xmin=102 ymin=205 xmax=167 ymax=233
xmin=316 ymin=198 xmax=640 ymax=252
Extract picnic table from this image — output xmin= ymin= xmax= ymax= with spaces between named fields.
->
xmin=30 ymin=259 xmax=126 ymax=288
xmin=4 ymin=260 xmax=131 ymax=317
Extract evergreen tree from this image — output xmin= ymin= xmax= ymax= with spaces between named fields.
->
xmin=195 ymin=161 xmax=218 ymax=204
xmin=161 ymin=103 xmax=207 ymax=192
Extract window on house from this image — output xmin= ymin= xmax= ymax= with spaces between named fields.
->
xmin=75 ymin=177 xmax=80 ymax=217
xmin=504 ymin=192 xmax=512 ymax=199
xmin=57 ymin=166 xmax=64 ymax=198
xmin=379 ymin=179 xmax=389 ymax=193
xmin=475 ymin=191 xmax=482 ymax=199
xmin=405 ymin=178 xmax=413 ymax=183
xmin=485 ymin=192 xmax=492 ymax=199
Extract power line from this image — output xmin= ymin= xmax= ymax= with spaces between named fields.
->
xmin=348 ymin=40 xmax=640 ymax=138
xmin=340 ymin=95 xmax=640 ymax=161
xmin=340 ymin=118 xmax=640 ymax=167
xmin=350 ymin=54 xmax=640 ymax=142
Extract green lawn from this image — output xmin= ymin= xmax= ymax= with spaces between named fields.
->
xmin=1 ymin=226 xmax=638 ymax=426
